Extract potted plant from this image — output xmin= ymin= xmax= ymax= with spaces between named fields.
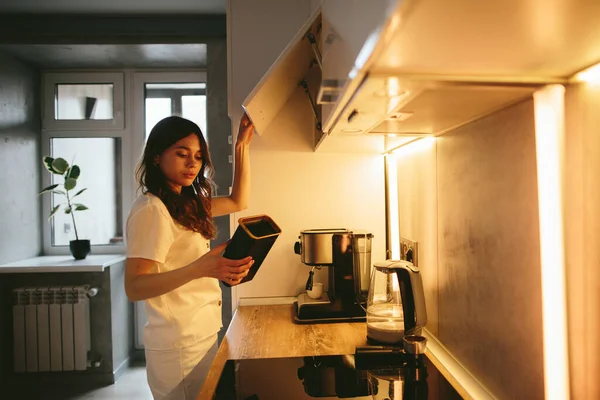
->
xmin=39 ymin=156 xmax=90 ymax=260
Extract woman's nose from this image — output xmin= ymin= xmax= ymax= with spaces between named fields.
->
xmin=186 ymin=157 xmax=198 ymax=167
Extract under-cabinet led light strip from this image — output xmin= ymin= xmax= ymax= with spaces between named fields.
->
xmin=572 ymin=62 xmax=600 ymax=84
xmin=385 ymin=137 xmax=436 ymax=260
xmin=386 ymin=154 xmax=401 ymax=260
xmin=533 ymin=84 xmax=570 ymax=400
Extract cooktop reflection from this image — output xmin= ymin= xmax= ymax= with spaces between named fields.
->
xmin=214 ymin=353 xmax=463 ymax=400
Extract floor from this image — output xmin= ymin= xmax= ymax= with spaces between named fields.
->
xmin=5 ymin=362 xmax=154 ymax=400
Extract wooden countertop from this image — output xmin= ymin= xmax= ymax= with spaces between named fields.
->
xmin=198 ymin=304 xmax=369 ymax=399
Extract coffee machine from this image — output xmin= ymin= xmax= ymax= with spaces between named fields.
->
xmin=293 ymin=229 xmax=373 ymax=323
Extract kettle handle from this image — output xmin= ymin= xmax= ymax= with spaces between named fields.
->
xmin=395 ymin=267 xmax=428 ymax=335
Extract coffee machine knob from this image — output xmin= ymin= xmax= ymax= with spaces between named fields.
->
xmin=294 ymin=241 xmax=302 ymax=255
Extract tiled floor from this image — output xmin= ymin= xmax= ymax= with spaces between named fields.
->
xmin=6 ymin=363 xmax=154 ymax=400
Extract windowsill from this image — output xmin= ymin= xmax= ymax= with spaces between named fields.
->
xmin=0 ymin=254 xmax=126 ymax=273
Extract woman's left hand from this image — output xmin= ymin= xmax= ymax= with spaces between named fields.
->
xmin=237 ymin=113 xmax=255 ymax=146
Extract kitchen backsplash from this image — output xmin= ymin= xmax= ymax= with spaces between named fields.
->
xmin=395 ymin=98 xmax=544 ymax=399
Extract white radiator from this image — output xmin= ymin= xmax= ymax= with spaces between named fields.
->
xmin=12 ymin=285 xmax=98 ymax=373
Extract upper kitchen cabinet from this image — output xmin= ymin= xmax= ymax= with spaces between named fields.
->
xmin=242 ymin=6 xmax=323 ymax=144
xmin=242 ymin=0 xmax=600 ymax=153
xmin=318 ymin=0 xmax=397 ymax=127
xmin=325 ymin=0 xmax=600 ymax=148
xmin=241 ymin=2 xmax=397 ymax=154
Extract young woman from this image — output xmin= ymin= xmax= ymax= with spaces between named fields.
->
xmin=125 ymin=114 xmax=255 ymax=399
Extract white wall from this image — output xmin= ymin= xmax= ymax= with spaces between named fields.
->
xmin=228 ymin=0 xmax=387 ymax=301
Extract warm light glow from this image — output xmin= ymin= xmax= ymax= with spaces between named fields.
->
xmin=384 ymin=137 xmax=436 ymax=259
xmin=350 ymin=31 xmax=380 ymax=79
xmin=533 ymin=85 xmax=570 ymax=400
xmin=387 ymin=77 xmax=404 ymax=97
xmin=387 ymin=137 xmax=436 ymax=159
xmin=572 ymin=62 xmax=600 ymax=84
xmin=386 ymin=155 xmax=400 ymax=259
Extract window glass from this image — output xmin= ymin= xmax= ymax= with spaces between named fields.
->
xmin=182 ymin=95 xmax=207 ymax=139
xmin=145 ymin=98 xmax=172 ymax=139
xmin=55 ymin=84 xmax=114 ymax=120
xmin=50 ymin=138 xmax=122 ymax=246
xmin=144 ymin=83 xmax=206 ymax=141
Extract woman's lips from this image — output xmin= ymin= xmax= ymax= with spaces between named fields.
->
xmin=183 ymin=173 xmax=197 ymax=179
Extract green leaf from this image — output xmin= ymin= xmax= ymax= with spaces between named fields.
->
xmin=43 ymin=156 xmax=59 ymax=174
xmin=52 ymin=158 xmax=69 ymax=175
xmin=64 ymin=177 xmax=77 ymax=191
xmin=48 ymin=205 xmax=61 ymax=219
xmin=73 ymin=188 xmax=87 ymax=198
xmin=51 ymin=190 xmax=66 ymax=196
xmin=64 ymin=206 xmax=72 ymax=214
xmin=74 ymin=204 xmax=88 ymax=211
xmin=38 ymin=184 xmax=59 ymax=195
xmin=66 ymin=165 xmax=80 ymax=180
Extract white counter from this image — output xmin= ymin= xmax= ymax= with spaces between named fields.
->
xmin=0 ymin=254 xmax=126 ymax=273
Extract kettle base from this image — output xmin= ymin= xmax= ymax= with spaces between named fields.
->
xmin=293 ymin=298 xmax=366 ymax=324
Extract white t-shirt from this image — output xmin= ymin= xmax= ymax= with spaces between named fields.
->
xmin=126 ymin=193 xmax=222 ymax=350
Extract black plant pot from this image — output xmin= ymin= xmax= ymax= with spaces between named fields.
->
xmin=70 ymin=239 xmax=91 ymax=260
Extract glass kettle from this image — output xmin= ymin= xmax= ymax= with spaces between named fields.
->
xmin=366 ymin=260 xmax=428 ymax=344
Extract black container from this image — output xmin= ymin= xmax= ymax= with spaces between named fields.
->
xmin=222 ymin=215 xmax=281 ymax=287
xmin=70 ymin=239 xmax=91 ymax=260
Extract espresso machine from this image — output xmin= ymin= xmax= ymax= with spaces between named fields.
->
xmin=293 ymin=229 xmax=373 ymax=323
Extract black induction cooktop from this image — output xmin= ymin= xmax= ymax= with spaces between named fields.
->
xmin=214 ymin=351 xmax=463 ymax=400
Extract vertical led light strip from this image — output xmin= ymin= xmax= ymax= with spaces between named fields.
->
xmin=386 ymin=154 xmax=401 ymax=259
xmin=533 ymin=84 xmax=570 ymax=400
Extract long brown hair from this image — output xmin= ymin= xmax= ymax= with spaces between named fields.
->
xmin=136 ymin=116 xmax=217 ymax=239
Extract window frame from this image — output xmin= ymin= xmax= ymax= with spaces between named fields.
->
xmin=131 ymin=70 xmax=207 ymax=349
xmin=41 ymin=71 xmax=130 ymax=256
xmin=130 ymin=70 xmax=207 ymax=204
xmin=41 ymin=69 xmax=207 ymax=257
xmin=42 ymin=71 xmax=125 ymax=131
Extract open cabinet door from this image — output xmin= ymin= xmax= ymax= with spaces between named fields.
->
xmin=242 ymin=7 xmax=322 ymax=138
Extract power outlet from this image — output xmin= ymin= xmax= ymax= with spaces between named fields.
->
xmin=400 ymin=237 xmax=418 ymax=267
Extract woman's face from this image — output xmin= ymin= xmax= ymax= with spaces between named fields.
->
xmin=156 ymin=133 xmax=203 ymax=193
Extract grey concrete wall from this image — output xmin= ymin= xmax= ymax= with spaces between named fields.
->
xmin=206 ymin=38 xmax=234 ymax=342
xmin=0 ymin=51 xmax=42 ymax=265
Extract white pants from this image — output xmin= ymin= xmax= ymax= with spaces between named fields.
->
xmin=145 ymin=334 xmax=219 ymax=400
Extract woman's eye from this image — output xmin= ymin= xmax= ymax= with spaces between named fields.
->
xmin=177 ymin=153 xmax=187 ymax=158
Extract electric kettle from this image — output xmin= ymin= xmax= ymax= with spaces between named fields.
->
xmin=366 ymin=260 xmax=427 ymax=344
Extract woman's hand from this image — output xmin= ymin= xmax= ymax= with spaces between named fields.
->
xmin=194 ymin=241 xmax=254 ymax=286
xmin=236 ymin=113 xmax=255 ymax=147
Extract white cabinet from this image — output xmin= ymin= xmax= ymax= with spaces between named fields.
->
xmin=319 ymin=0 xmax=397 ymax=131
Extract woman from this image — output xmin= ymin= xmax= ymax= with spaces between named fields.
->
xmin=125 ymin=114 xmax=255 ymax=399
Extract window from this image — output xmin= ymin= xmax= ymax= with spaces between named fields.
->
xmin=49 ymin=138 xmax=123 ymax=246
xmin=42 ymin=72 xmax=128 ymax=255
xmin=145 ymin=83 xmax=207 ymax=140
xmin=43 ymin=72 xmax=124 ymax=131
xmin=40 ymin=71 xmax=207 ymax=256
